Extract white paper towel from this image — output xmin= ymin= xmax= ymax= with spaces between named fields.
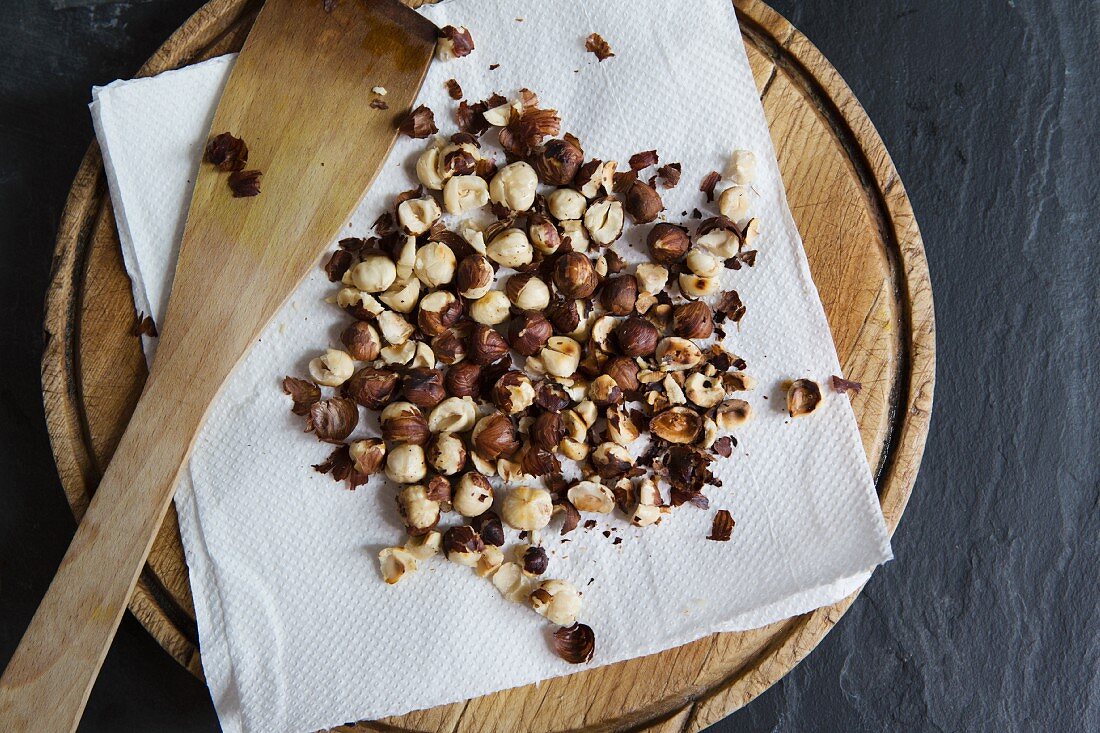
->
xmin=90 ymin=2 xmax=892 ymax=731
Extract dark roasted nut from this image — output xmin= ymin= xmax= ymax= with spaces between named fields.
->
xmin=546 ymin=297 xmax=582 ymax=335
xmin=443 ymin=525 xmax=484 ymax=567
xmin=604 ymin=356 xmax=640 ymax=393
xmin=472 ymin=412 xmax=520 ymax=460
xmin=553 ymin=623 xmax=595 ymax=664
xmin=340 ymin=321 xmax=381 ymax=361
xmin=307 ymin=397 xmax=359 ymax=443
xmin=471 ymin=510 xmax=505 ymax=546
xmin=600 ymin=274 xmax=638 ymax=315
xmin=530 ymin=412 xmax=565 ymax=450
xmin=445 ymin=362 xmax=482 ymax=398
xmin=650 ymin=406 xmax=704 ymax=444
xmin=417 ymin=290 xmax=463 ymax=337
xmin=508 ymin=311 xmax=553 ymax=356
xmin=615 ymin=315 xmax=660 ymax=357
xmin=646 ymin=223 xmax=690 ymax=263
xmin=787 ymin=378 xmax=822 ymax=418
xmin=402 ymin=368 xmax=447 ymax=408
xmin=531 ymin=138 xmax=584 ymax=185
xmin=456 ymin=254 xmax=495 ymax=299
xmin=522 ymin=545 xmax=549 ymax=576
xmin=342 ymin=368 xmax=399 ymax=409
xmin=205 ymin=132 xmax=248 ymax=171
xmin=588 ymin=374 xmax=624 ymax=407
xmin=625 ymin=180 xmax=663 ymax=223
xmin=656 ymin=337 xmax=704 ymax=371
xmin=380 ymin=402 xmax=430 ymax=445
xmin=492 ymin=371 xmax=536 ymax=414
xmin=553 ymin=252 xmax=598 ymax=299
xmin=716 ymin=399 xmax=752 ymax=430
xmin=468 ymin=324 xmax=510 ymax=365
xmin=432 ymin=325 xmax=469 ymax=365
xmin=672 ymin=301 xmax=715 ymax=339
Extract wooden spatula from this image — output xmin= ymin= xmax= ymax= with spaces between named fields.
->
xmin=0 ymin=1 xmax=436 ymax=729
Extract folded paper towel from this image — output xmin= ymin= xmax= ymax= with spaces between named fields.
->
xmin=90 ymin=1 xmax=891 ymax=731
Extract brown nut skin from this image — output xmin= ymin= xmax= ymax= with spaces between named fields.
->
xmin=522 ymin=545 xmax=549 ymax=576
xmin=625 ymin=180 xmax=663 ymax=223
xmin=470 ymin=510 xmax=505 ymax=547
xmin=604 ymin=356 xmax=640 ymax=393
xmin=342 ymin=368 xmax=399 ymax=409
xmin=553 ymin=252 xmax=598 ymax=299
xmin=473 ymin=413 xmax=520 ymax=461
xmin=601 ymin=274 xmax=638 ymax=316
xmin=646 ymin=223 xmax=691 ymax=264
xmin=508 ymin=311 xmax=553 ymax=356
xmin=468 ymin=324 xmax=511 ymax=365
xmin=528 ymin=213 xmax=562 ymax=253
xmin=787 ymin=379 xmax=822 ymax=417
xmin=443 ymin=525 xmax=484 ymax=560
xmin=615 ymin=316 xmax=660 ymax=357
xmin=418 ymin=292 xmax=463 ymax=337
xmin=456 ymin=254 xmax=494 ymax=298
xmin=672 ymin=301 xmax=715 ymax=339
xmin=402 ymin=368 xmax=447 ymax=408
xmin=492 ymin=371 xmax=533 ymax=413
xmin=381 ymin=410 xmax=430 ymax=446
xmin=530 ymin=138 xmax=583 ymax=185
xmin=432 ymin=326 xmax=469 ymax=365
xmin=340 ymin=321 xmax=381 ymax=361
xmin=445 ymin=362 xmax=482 ymax=399
xmin=530 ymin=412 xmax=565 ymax=450
xmin=546 ymin=298 xmax=582 ymax=335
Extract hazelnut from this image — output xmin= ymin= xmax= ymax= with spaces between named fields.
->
xmin=454 ymin=472 xmax=494 ymax=517
xmin=413 ymin=241 xmax=457 ymax=287
xmin=379 ymin=339 xmax=415 ymax=367
xmin=377 ymin=310 xmax=415 ymax=346
xmin=718 ymin=185 xmax=751 ymax=221
xmin=468 ymin=323 xmax=510 ymax=364
xmin=592 ymin=442 xmax=632 ymax=478
xmin=487 ymin=228 xmax=534 ymax=269
xmin=604 ymin=356 xmax=640 ymax=393
xmin=378 ymin=546 xmax=418 ymax=584
xmin=340 ymin=322 xmax=380 ymax=363
xmin=378 ymin=278 xmax=420 ymax=314
xmin=492 ymin=562 xmax=532 ymax=603
xmin=428 ymin=432 xmax=467 ymax=475
xmin=700 ymin=415 xmax=719 ymax=450
xmin=530 ymin=412 xmax=565 ymax=450
xmin=678 ymin=273 xmax=720 ymax=298
xmin=470 ymin=451 xmax=496 ymax=476
xmin=672 ymin=301 xmax=715 ymax=339
xmin=547 ymin=188 xmax=587 ymax=220
xmin=397 ymin=484 xmax=441 ymax=535
xmin=348 ymin=438 xmax=385 ymax=475
xmin=469 ymin=290 xmax=511 ymax=325
xmin=662 ymin=373 xmax=687 ymax=405
xmin=431 ymin=326 xmax=468 ymax=365
xmin=685 ymin=373 xmax=726 ymax=409
xmin=342 ymin=367 xmax=399 ymax=409
xmin=500 ymin=486 xmax=553 ymax=530
xmin=531 ymin=138 xmax=583 ymax=185
xmin=351 ymin=255 xmax=397 ymax=293
xmin=489 ymin=161 xmax=538 ymax=211
xmin=402 ymin=368 xmax=446 ymax=408
xmin=686 ymin=249 xmax=722 ymax=278
xmin=385 ymin=443 xmax=428 ymax=484
xmin=725 ymin=149 xmax=757 ymax=185
xmin=417 ymin=290 xmax=463 ymax=337
xmin=583 ymin=197 xmax=625 ymax=245
xmin=308 ymin=349 xmax=355 ymax=387
xmin=456 ymin=254 xmax=494 ymax=299
xmin=337 ymin=287 xmax=384 ymax=320
xmin=539 ymin=336 xmax=582 ymax=378
xmin=646 ymin=223 xmax=690 ymax=264
xmin=497 ymin=457 xmax=536 ymax=484
xmin=615 ymin=316 xmax=660 ymax=357
xmin=471 ymin=510 xmax=505 ymax=546
xmin=472 ymin=413 xmax=520 ymax=461
xmin=405 ymin=530 xmax=442 ymax=560
xmin=635 ymin=263 xmax=669 ymax=295
xmin=656 ymin=337 xmax=704 ymax=371
xmin=717 ymin=398 xmax=753 ymax=428
xmin=553 ymin=252 xmax=598 ymax=298
xmin=696 ymin=216 xmax=743 ymax=258
xmin=415 ymin=140 xmax=446 ymax=190
xmin=397 ymin=196 xmax=442 ymax=236
xmin=576 ymin=159 xmax=616 ymax=199
xmin=588 ymin=374 xmax=623 ymax=406
xmin=546 ymin=297 xmax=582 ymax=334
xmin=624 ymin=180 xmax=663 ymax=223
xmin=476 ymin=544 xmax=505 ymax=577
xmin=483 ymin=97 xmax=519 ymax=126
xmin=787 ymin=378 xmax=822 ymax=418
xmin=492 ymin=371 xmax=536 ymax=414
xmin=559 ymin=437 xmax=589 ymax=461
xmin=427 ymin=396 xmax=478 ymax=433
xmin=558 ymin=219 xmax=590 ymax=253
xmin=600 ymin=274 xmax=638 ymax=315
xmin=567 ymin=479 xmax=615 ymax=513
xmin=505 ymin=274 xmax=551 ymax=311
xmin=508 ymin=311 xmax=553 ymax=356
xmin=606 ymin=405 xmax=640 ymax=445
xmin=410 ymin=342 xmax=437 ymax=370
xmin=530 ymin=578 xmax=581 ymax=626
xmin=649 ymin=406 xmax=704 ymax=444
xmin=443 ymin=174 xmax=489 ymax=214
xmin=743 ymin=218 xmax=761 ymax=247
xmin=528 ymin=214 xmax=563 ymax=255
xmin=395 ymin=235 xmax=417 ymax=281
xmin=443 ymin=525 xmax=484 ymax=567
xmin=588 ymin=315 xmax=617 ymax=352
xmin=521 ymin=545 xmax=549 ymax=576
xmin=380 ymin=402 xmax=430 ymax=445
xmin=631 ymin=504 xmax=664 ymax=527
xmin=445 ymin=362 xmax=482 ymax=399
xmin=458 ymin=220 xmax=488 ymax=254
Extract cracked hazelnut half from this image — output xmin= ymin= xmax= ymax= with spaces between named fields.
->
xmin=656 ymin=337 xmax=704 ymax=371
xmin=787 ymin=378 xmax=822 ymax=418
xmin=650 ymin=406 xmax=704 ymax=444
xmin=583 ymin=197 xmax=625 ymax=245
xmin=568 ymin=479 xmax=615 ymax=513
xmin=454 ymin=472 xmax=494 ymax=517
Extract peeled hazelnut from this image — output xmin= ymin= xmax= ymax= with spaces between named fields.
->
xmin=412 ymin=342 xmax=439 ymax=368
xmin=528 ymin=214 xmax=563 ymax=255
xmin=402 ymin=368 xmax=446 ymax=408
xmin=530 ymin=578 xmax=581 ymax=626
xmin=475 ymin=544 xmax=505 ymax=577
xmin=604 ymin=356 xmax=640 ymax=393
xmin=576 ymin=159 xmax=616 ymax=199
xmin=417 ymin=290 xmax=463 ymax=337
xmin=678 ymin=273 xmax=720 ymax=298
xmin=696 ymin=216 xmax=744 ymax=258
xmin=700 ymin=416 xmax=719 ymax=450
xmin=445 ymin=363 xmax=481 ymax=399
xmin=631 ymin=504 xmax=664 ymax=527
xmin=397 ymin=196 xmax=442 ymax=236
xmin=672 ymin=301 xmax=715 ymax=339
xmin=428 ymin=432 xmax=467 ymax=475
xmin=650 ymin=406 xmax=704 ymax=444
xmin=489 ymin=161 xmax=538 ymax=211
xmin=497 ymin=457 xmax=536 ymax=484
xmin=625 ymin=180 xmax=663 ymax=223
xmin=521 ymin=545 xmax=549 ymax=576
xmin=377 ymin=310 xmax=415 ymax=346
xmin=469 ymin=290 xmax=511 ymax=325
xmin=456 ymin=254 xmax=494 ymax=299
xmin=685 ymin=372 xmax=725 ymax=409
xmin=686 ymin=249 xmax=722 ymax=278
xmin=553 ymin=252 xmax=598 ymax=298
xmin=656 ymin=337 xmax=704 ymax=372
xmin=588 ymin=374 xmax=623 ymax=406
xmin=468 ymin=323 xmax=510 ymax=364
xmin=443 ymin=174 xmax=489 ymax=214
xmin=405 ymin=530 xmax=442 ymax=560
xmin=539 ymin=336 xmax=582 ymax=378
xmin=487 ymin=228 xmax=534 ymax=269
xmin=743 ymin=218 xmax=761 ymax=247
xmin=506 ymin=274 xmax=551 ymax=311
xmin=501 ymin=486 xmax=553 ymax=530
xmin=471 ymin=510 xmax=505 ymax=546
xmin=492 ymin=562 xmax=532 ymax=603
xmin=428 ymin=396 xmax=477 ymax=432
xmin=415 ymin=141 xmax=446 ymax=189
xmin=725 ymin=149 xmax=757 ymax=185
xmin=337 ymin=287 xmax=384 ymax=320
xmin=385 ymin=443 xmax=428 ymax=484
xmin=615 ymin=316 xmax=660 ymax=357
xmin=432 ymin=326 xmax=468 ymax=365
xmin=589 ymin=315 xmax=617 ymax=352
xmin=635 ymin=263 xmax=669 ymax=295
xmin=381 ymin=340 xmax=413 ymax=368
xmin=380 ymin=402 xmax=430 ymax=445
xmin=606 ymin=405 xmax=640 ymax=445
xmin=718 ymin=185 xmax=751 ymax=221
xmin=454 ymin=472 xmax=494 ymax=516
xmin=583 ymin=197 xmax=625 ymax=245
xmin=308 ymin=349 xmax=354 ymax=387
xmin=351 ymin=255 xmax=397 ymax=293
xmin=444 ymin=525 xmax=484 ymax=567
xmin=378 ymin=278 xmax=420 ymax=314
xmin=414 ymin=241 xmax=457 ymax=288
xmin=395 ymin=235 xmax=417 ymax=281
xmin=600 ymin=274 xmax=637 ymax=315
xmin=397 ymin=484 xmax=441 ymax=535
xmin=472 ymin=413 xmax=520 ymax=461
xmin=531 ymin=411 xmax=565 ymax=450
xmin=663 ymin=373 xmax=687 ymax=406
xmin=470 ymin=451 xmax=496 ymax=476
xmin=343 ymin=367 xmax=399 ymax=409
xmin=560 ymin=437 xmax=589 ymax=461
xmin=547 ymin=188 xmax=587 ymax=220
xmin=378 ymin=546 xmax=418 ymax=584
xmin=558 ymin=219 xmax=590 ymax=253
xmin=492 ymin=371 xmax=536 ymax=414
xmin=647 ymin=223 xmax=690 ymax=264
xmin=568 ymin=479 xmax=615 ymax=513
xmin=787 ymin=378 xmax=822 ymax=418
xmin=508 ymin=311 xmax=553 ymax=356
xmin=592 ymin=442 xmax=632 ymax=478
xmin=531 ymin=138 xmax=583 ymax=185
xmin=349 ymin=438 xmax=385 ymax=475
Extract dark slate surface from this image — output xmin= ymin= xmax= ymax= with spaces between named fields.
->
xmin=0 ymin=1 xmax=1096 ymax=731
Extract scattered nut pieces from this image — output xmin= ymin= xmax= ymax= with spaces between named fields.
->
xmin=437 ymin=25 xmax=475 ymax=61
xmin=399 ymin=105 xmax=438 ymax=139
xmin=206 ymin=132 xmax=248 ymax=171
xmin=585 ymin=32 xmax=615 ymax=62
xmin=787 ymin=379 xmax=822 ymax=418
xmin=707 ymin=509 xmax=735 ymax=541
xmin=228 ymin=169 xmax=262 ymax=197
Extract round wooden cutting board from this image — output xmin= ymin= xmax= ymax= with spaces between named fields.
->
xmin=40 ymin=0 xmax=934 ymax=730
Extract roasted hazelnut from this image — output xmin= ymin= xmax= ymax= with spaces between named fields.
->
xmin=592 ymin=442 xmax=632 ymax=478
xmin=505 ymin=274 xmax=551 ymax=311
xmin=402 ymin=368 xmax=447 ymax=408
xmin=530 ymin=578 xmax=581 ymax=626
xmin=631 ymin=504 xmax=663 ymax=527
xmin=456 ymin=254 xmax=494 ymax=299
xmin=443 ymin=174 xmax=489 ymax=214
xmin=432 ymin=326 xmax=468 ymax=365
xmin=625 ymin=180 xmax=663 ymax=223
xmin=576 ymin=159 xmax=616 ymax=199
xmin=397 ymin=484 xmax=441 ymax=535
xmin=413 ymin=241 xmax=457 ymax=287
xmin=568 ymin=479 xmax=615 ymax=513
xmin=528 ymin=214 xmax=562 ymax=255
xmin=351 ymin=254 xmax=397 ymax=293
xmin=646 ymin=223 xmax=690 ymax=264
xmin=417 ymin=290 xmax=463 ymax=337
xmin=342 ymin=367 xmax=399 ymax=409
xmin=308 ymin=348 xmax=355 ymax=387
xmin=547 ymin=188 xmax=587 ymax=220
xmin=471 ymin=510 xmax=505 ymax=546
xmin=348 ymin=438 xmax=386 ymax=475
xmin=558 ymin=219 xmax=590 ymax=253
xmin=415 ymin=140 xmax=446 ymax=190
xmin=696 ymin=216 xmax=744 ymax=258
xmin=492 ymin=562 xmax=532 ymax=602
xmin=725 ymin=148 xmax=757 ymax=185
xmin=385 ymin=443 xmax=428 ymax=484
xmin=718 ymin=185 xmax=751 ymax=221
xmin=428 ymin=432 xmax=467 ymax=475
xmin=678 ymin=273 xmax=720 ymax=298
xmin=601 ymin=274 xmax=638 ymax=315
xmin=656 ymin=337 xmax=704 ymax=371
xmin=531 ymin=138 xmax=583 ymax=185
xmin=743 ymin=217 xmax=761 ymax=247
xmin=443 ymin=525 xmax=484 ymax=567
xmin=588 ymin=315 xmax=617 ymax=353
xmin=405 ymin=530 xmax=443 ymax=560
xmin=306 ymin=397 xmax=355 ymax=443
xmin=453 ymin=472 xmax=495 ymax=517
xmin=787 ymin=378 xmax=822 ymax=418
xmin=588 ymin=374 xmax=623 ymax=406
xmin=489 ymin=161 xmax=538 ymax=211
xmin=686 ymin=249 xmax=722 ymax=278
xmin=445 ymin=362 xmax=482 ymax=398
xmin=337 ymin=287 xmax=384 ymax=320
xmin=379 ymin=278 xmax=420 ymax=314
xmin=546 ymin=297 xmax=582 ymax=334
xmin=501 ymin=486 xmax=553 ymax=530
xmin=606 ymin=405 xmax=640 ymax=445
xmin=469 ymin=290 xmax=511 ymax=325
xmin=476 ymin=544 xmax=505 ymax=577
xmin=380 ymin=402 xmax=430 ymax=445
xmin=394 ymin=235 xmax=417 ymax=280
xmin=539 ymin=336 xmax=582 ymax=378
xmin=487 ymin=228 xmax=534 ymax=269
xmin=492 ymin=371 xmax=536 ymax=414
xmin=649 ymin=406 xmax=704 ymax=444
xmin=397 ymin=196 xmax=442 ymax=236
xmin=508 ymin=311 xmax=553 ymax=356
xmin=468 ymin=323 xmax=510 ymax=365
xmin=672 ymin=301 xmax=714 ymax=339
xmin=685 ymin=373 xmax=725 ymax=409
xmin=497 ymin=457 xmax=536 ymax=484
xmin=521 ymin=545 xmax=549 ymax=576
xmin=427 ymin=395 xmax=478 ymax=432
xmin=553 ymin=252 xmax=598 ymax=299
xmin=662 ymin=373 xmax=687 ymax=406
xmin=717 ymin=398 xmax=753 ymax=428
xmin=377 ymin=310 xmax=415 ymax=346
xmin=635 ymin=263 xmax=669 ymax=296
xmin=530 ymin=411 xmax=565 ymax=450
xmin=615 ymin=316 xmax=660 ymax=357
xmin=604 ymin=356 xmax=640 ymax=393
xmin=583 ymin=197 xmax=625 ymax=245
xmin=472 ymin=413 xmax=520 ymax=461
xmin=378 ymin=546 xmax=418 ymax=584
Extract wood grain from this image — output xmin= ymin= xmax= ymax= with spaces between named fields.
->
xmin=39 ymin=0 xmax=935 ymax=730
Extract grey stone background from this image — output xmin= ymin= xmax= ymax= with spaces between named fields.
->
xmin=0 ymin=1 xmax=1096 ymax=731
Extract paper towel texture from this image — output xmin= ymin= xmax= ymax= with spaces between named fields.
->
xmin=90 ymin=2 xmax=891 ymax=731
